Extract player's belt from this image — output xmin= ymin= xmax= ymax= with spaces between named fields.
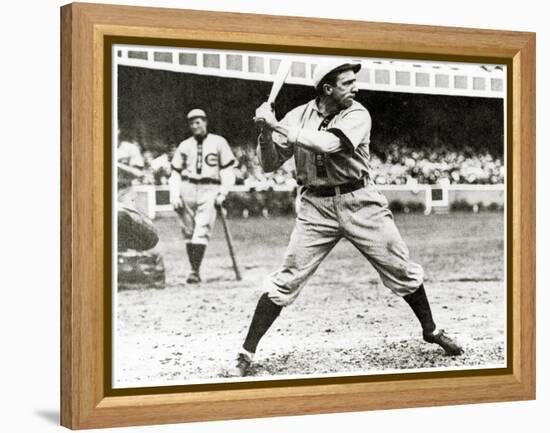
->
xmin=305 ymin=177 xmax=367 ymax=197
xmin=181 ymin=176 xmax=221 ymax=185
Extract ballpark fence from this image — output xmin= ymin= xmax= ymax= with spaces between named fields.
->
xmin=130 ymin=183 xmax=505 ymax=220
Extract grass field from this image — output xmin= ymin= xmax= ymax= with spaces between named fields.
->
xmin=114 ymin=211 xmax=505 ymax=387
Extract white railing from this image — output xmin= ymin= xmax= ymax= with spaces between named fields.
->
xmin=376 ymin=183 xmax=505 ymax=214
xmin=129 ymin=183 xmax=505 ymax=219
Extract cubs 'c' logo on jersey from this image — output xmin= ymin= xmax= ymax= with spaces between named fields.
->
xmin=204 ymin=153 xmax=219 ymax=167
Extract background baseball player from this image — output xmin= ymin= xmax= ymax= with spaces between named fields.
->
xmin=116 ymin=128 xmax=163 ymax=286
xmin=231 ymin=61 xmax=464 ymax=376
xmin=169 ymin=109 xmax=236 ymax=283
xmin=117 ymin=128 xmax=158 ymax=251
xmin=117 ymin=128 xmax=145 ymax=207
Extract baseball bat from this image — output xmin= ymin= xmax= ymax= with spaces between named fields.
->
xmin=267 ymin=59 xmax=292 ymax=106
xmin=217 ymin=207 xmax=242 ymax=281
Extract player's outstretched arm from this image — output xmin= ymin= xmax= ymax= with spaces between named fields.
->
xmin=260 ymin=106 xmax=371 ymax=155
xmin=117 ymin=162 xmax=145 ymax=179
xmin=255 ymin=102 xmax=343 ymax=154
xmin=276 ymin=126 xmax=344 ymax=154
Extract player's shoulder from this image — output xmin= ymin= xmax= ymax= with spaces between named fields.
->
xmin=340 ymin=101 xmax=371 ymax=122
xmin=118 ymin=140 xmax=141 ymax=157
xmin=206 ymin=134 xmax=230 ymax=151
xmin=282 ymin=101 xmax=312 ymax=121
xmin=207 ymin=133 xmax=228 ymax=144
xmin=345 ymin=100 xmax=370 ymax=116
xmin=177 ymin=136 xmax=195 ymax=150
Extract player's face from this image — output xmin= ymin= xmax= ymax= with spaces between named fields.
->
xmin=188 ymin=117 xmax=208 ymax=137
xmin=328 ymin=70 xmax=358 ymax=109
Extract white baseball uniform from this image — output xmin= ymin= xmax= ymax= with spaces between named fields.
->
xmin=259 ymin=99 xmax=424 ymax=306
xmin=171 ymin=133 xmax=236 ymax=244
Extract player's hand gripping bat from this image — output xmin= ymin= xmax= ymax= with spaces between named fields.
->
xmin=254 ymin=59 xmax=292 ymax=126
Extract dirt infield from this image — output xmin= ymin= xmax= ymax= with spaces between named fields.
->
xmin=114 ymin=212 xmax=505 ymax=387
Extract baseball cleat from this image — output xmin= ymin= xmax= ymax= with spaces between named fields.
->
xmin=186 ymin=270 xmax=201 ymax=284
xmin=423 ymin=329 xmax=464 ymax=356
xmin=228 ymin=353 xmax=252 ymax=377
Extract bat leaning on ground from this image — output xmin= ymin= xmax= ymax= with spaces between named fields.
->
xmin=217 ymin=206 xmax=242 ymax=281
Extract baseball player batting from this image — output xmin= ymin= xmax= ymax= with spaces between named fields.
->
xmin=169 ymin=109 xmax=236 ymax=284
xmin=230 ymin=60 xmax=463 ymax=377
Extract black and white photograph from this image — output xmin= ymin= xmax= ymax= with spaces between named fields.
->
xmin=112 ymin=45 xmax=507 ymax=388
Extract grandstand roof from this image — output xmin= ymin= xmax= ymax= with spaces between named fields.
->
xmin=115 ymin=45 xmax=505 ymax=99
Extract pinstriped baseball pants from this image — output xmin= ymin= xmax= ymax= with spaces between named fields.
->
xmin=176 ymin=181 xmax=219 ymax=245
xmin=264 ymin=185 xmax=424 ymax=306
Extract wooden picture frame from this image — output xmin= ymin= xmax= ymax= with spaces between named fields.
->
xmin=60 ymin=2 xmax=535 ymax=429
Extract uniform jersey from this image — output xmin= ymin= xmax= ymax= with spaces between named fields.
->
xmin=265 ymin=99 xmax=372 ymax=187
xmin=171 ymin=133 xmax=235 ymax=182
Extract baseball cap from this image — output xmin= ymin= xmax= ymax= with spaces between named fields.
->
xmin=312 ymin=60 xmax=361 ymax=89
xmin=187 ymin=108 xmax=207 ymax=120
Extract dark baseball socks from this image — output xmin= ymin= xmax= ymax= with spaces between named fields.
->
xmin=403 ymin=283 xmax=437 ymax=336
xmin=186 ymin=243 xmax=206 ymax=273
xmin=242 ymin=293 xmax=283 ymax=355
xmin=241 ymin=285 xmax=436 ymax=357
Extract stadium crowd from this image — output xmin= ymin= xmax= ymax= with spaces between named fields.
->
xmin=125 ymin=142 xmax=505 ymax=190
xmin=229 ymin=143 xmax=505 ymax=189
xmin=369 ymin=143 xmax=505 ymax=186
